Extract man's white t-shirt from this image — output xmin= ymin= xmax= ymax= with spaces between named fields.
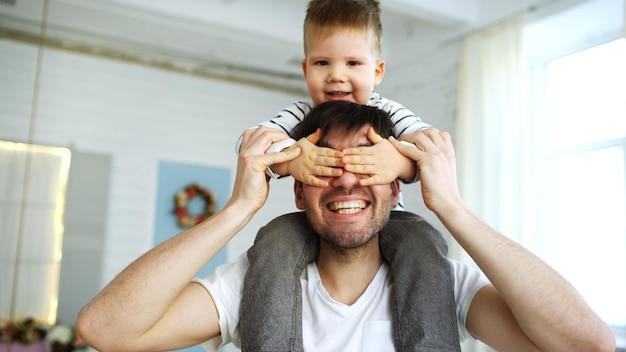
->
xmin=194 ymin=253 xmax=489 ymax=352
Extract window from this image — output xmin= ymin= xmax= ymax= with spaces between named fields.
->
xmin=0 ymin=141 xmax=71 ymax=323
xmin=522 ymin=0 xmax=625 ymax=344
xmin=543 ymin=38 xmax=626 ymax=328
xmin=533 ymin=37 xmax=626 ymax=341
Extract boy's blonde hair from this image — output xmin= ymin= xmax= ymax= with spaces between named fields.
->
xmin=303 ymin=0 xmax=383 ymax=58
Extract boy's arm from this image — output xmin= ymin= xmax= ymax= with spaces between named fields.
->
xmin=392 ymin=130 xmax=615 ymax=352
xmin=382 ymin=97 xmax=430 ymax=183
xmin=237 ymin=102 xmax=352 ymax=184
xmin=77 ymin=127 xmax=301 ymax=352
xmin=235 ymin=102 xmax=308 ymax=179
xmin=255 ymin=131 xmax=343 ymax=185
xmin=374 ymin=94 xmax=431 ymax=138
xmin=235 ymin=101 xmax=313 ymax=156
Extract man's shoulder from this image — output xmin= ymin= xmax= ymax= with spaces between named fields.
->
xmin=388 ymin=210 xmax=425 ymax=222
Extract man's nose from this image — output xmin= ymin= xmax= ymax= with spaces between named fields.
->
xmin=331 ymin=169 xmax=361 ymax=188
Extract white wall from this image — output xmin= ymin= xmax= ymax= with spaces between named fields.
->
xmin=0 ymin=34 xmax=461 ymax=303
xmin=381 ymin=41 xmax=463 ymax=239
xmin=0 ymin=38 xmax=308 ymax=286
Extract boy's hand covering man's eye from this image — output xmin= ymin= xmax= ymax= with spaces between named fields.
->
xmin=287 ymin=129 xmax=344 ymax=187
xmin=342 ymin=127 xmax=417 ymax=186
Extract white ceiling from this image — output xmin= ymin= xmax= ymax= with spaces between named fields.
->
xmin=0 ymin=0 xmax=568 ymax=91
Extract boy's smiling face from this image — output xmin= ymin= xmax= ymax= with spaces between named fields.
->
xmin=302 ymin=27 xmax=385 ymax=106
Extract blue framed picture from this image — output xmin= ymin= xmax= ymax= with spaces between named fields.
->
xmin=153 ymin=161 xmax=231 ymax=352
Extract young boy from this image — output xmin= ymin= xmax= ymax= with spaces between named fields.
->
xmin=239 ymin=1 xmax=452 ymax=351
xmin=236 ymin=0 xmax=427 ymax=189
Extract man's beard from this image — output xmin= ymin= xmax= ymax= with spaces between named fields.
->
xmin=311 ymin=205 xmax=391 ymax=250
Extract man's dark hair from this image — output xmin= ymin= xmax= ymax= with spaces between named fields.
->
xmin=294 ymin=101 xmax=393 ymax=143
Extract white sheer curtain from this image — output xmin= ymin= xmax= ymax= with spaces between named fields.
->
xmin=0 ymin=141 xmax=71 ymax=324
xmin=453 ymin=16 xmax=526 ymax=352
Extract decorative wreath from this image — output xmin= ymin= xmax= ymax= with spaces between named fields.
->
xmin=174 ymin=183 xmax=217 ymax=228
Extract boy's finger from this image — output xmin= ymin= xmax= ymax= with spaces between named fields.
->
xmin=318 ymin=147 xmax=344 ymax=157
xmin=305 ymin=176 xmax=329 ymax=187
xmin=367 ymin=127 xmax=385 ymax=144
xmin=343 ymin=163 xmax=373 ymax=174
xmin=342 ymin=146 xmax=369 ymax=155
xmin=358 ymin=175 xmax=389 ymax=186
xmin=313 ymin=165 xmax=343 ymax=177
xmin=318 ymin=156 xmax=344 ymax=168
xmin=342 ymin=154 xmax=372 ymax=165
xmin=305 ymin=129 xmax=322 ymax=144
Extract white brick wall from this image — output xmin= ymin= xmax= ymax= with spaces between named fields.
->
xmin=381 ymin=42 xmax=463 ymax=238
xmin=0 ymin=37 xmax=461 ymax=288
xmin=0 ymin=38 xmax=307 ymax=285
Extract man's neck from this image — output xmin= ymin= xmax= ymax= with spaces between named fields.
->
xmin=315 ymin=235 xmax=383 ymax=305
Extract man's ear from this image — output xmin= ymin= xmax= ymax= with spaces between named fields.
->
xmin=294 ymin=181 xmax=306 ymax=210
xmin=374 ymin=59 xmax=385 ymax=86
xmin=390 ymin=179 xmax=400 ymax=207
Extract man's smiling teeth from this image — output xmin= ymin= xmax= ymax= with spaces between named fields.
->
xmin=329 ymin=200 xmax=367 ymax=214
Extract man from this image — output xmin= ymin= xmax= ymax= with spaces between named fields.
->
xmin=77 ymin=101 xmax=614 ymax=351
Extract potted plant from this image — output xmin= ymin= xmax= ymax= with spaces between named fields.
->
xmin=1 ymin=318 xmax=86 ymax=352
xmin=47 ymin=325 xmax=86 ymax=352
xmin=0 ymin=317 xmax=47 ymax=352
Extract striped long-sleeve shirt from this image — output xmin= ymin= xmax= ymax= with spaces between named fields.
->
xmin=236 ymin=92 xmax=431 ymax=155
